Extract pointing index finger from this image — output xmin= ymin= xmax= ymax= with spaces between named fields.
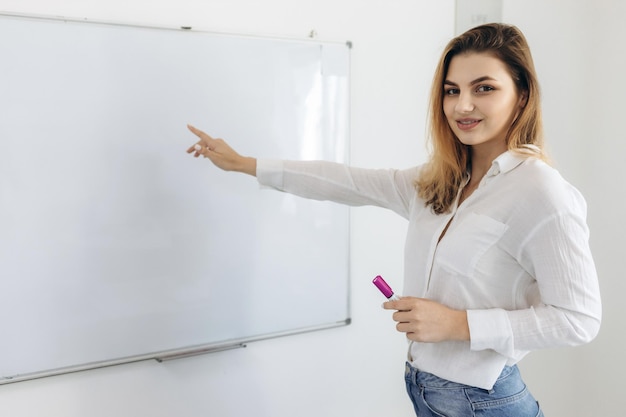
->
xmin=188 ymin=124 xmax=213 ymax=140
xmin=187 ymin=124 xmax=216 ymax=153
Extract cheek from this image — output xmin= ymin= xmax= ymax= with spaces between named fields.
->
xmin=490 ymin=98 xmax=519 ymax=122
xmin=484 ymin=99 xmax=517 ymax=124
xmin=499 ymin=102 xmax=521 ymax=126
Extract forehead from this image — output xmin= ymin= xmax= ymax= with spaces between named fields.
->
xmin=446 ymin=52 xmax=513 ymax=84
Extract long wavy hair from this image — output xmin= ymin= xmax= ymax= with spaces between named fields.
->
xmin=416 ymin=23 xmax=546 ymax=214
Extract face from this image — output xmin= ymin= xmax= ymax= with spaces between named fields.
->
xmin=443 ymin=52 xmax=526 ymax=154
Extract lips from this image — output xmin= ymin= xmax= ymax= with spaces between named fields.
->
xmin=456 ymin=118 xmax=481 ymax=131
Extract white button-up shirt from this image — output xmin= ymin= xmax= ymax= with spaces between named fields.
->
xmin=256 ymin=151 xmax=601 ymax=389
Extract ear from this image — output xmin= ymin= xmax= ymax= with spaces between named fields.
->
xmin=518 ymin=91 xmax=528 ymax=108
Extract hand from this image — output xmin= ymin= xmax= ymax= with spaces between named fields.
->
xmin=186 ymin=124 xmax=257 ymax=176
xmin=383 ymin=297 xmax=470 ymax=343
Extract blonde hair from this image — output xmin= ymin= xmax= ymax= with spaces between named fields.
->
xmin=417 ymin=23 xmax=547 ymax=214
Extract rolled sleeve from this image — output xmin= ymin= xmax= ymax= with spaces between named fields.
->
xmin=468 ymin=308 xmax=515 ymax=357
xmin=256 ymin=158 xmax=285 ymax=189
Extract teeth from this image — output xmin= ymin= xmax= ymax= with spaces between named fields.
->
xmin=459 ymin=120 xmax=477 ymax=125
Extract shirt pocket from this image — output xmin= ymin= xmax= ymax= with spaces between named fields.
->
xmin=436 ymin=212 xmax=508 ymax=277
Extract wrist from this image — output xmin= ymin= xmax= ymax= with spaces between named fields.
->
xmin=453 ymin=310 xmax=470 ymax=341
xmin=239 ymin=156 xmax=257 ymax=176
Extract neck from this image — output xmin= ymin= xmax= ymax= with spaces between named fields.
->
xmin=468 ymin=143 xmax=507 ymax=183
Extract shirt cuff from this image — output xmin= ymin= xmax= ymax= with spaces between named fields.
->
xmin=256 ymin=159 xmax=284 ymax=189
xmin=467 ymin=308 xmax=514 ymax=358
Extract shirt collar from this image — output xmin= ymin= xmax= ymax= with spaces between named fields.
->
xmin=486 ymin=151 xmax=527 ymax=178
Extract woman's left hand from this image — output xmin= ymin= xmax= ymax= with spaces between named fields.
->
xmin=383 ymin=297 xmax=470 ymax=343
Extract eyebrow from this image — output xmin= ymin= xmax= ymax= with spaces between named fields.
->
xmin=444 ymin=76 xmax=498 ymax=86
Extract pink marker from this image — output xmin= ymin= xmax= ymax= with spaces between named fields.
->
xmin=372 ymin=275 xmax=400 ymax=301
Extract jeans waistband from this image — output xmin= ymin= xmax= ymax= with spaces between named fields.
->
xmin=404 ymin=361 xmax=517 ymax=389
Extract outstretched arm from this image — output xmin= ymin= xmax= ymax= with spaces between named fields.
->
xmin=186 ymin=124 xmax=257 ymax=176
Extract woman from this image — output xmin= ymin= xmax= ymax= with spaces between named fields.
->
xmin=186 ymin=23 xmax=601 ymax=417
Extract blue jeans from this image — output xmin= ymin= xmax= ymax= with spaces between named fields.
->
xmin=404 ymin=362 xmax=544 ymax=417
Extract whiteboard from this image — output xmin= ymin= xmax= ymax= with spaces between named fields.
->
xmin=0 ymin=13 xmax=350 ymax=383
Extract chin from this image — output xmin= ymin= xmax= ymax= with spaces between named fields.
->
xmin=454 ymin=134 xmax=478 ymax=146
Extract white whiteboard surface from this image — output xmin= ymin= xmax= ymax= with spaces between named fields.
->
xmin=0 ymin=13 xmax=350 ymax=383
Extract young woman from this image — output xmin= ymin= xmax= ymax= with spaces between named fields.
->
xmin=186 ymin=23 xmax=601 ymax=417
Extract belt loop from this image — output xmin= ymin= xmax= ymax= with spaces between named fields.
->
xmin=405 ymin=361 xmax=418 ymax=384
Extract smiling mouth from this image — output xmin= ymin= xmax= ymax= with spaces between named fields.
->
xmin=456 ymin=119 xmax=481 ymax=131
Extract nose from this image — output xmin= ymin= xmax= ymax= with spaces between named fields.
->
xmin=455 ymin=91 xmax=474 ymax=113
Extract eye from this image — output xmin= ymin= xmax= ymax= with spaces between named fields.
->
xmin=444 ymin=88 xmax=459 ymax=96
xmin=476 ymin=85 xmax=495 ymax=93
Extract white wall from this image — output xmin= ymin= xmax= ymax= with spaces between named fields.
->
xmin=0 ymin=1 xmax=452 ymax=416
xmin=1 ymin=1 xmax=622 ymax=416
xmin=502 ymin=1 xmax=626 ymax=416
